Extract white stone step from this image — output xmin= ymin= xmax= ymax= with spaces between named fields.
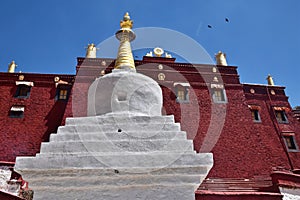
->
xmin=40 ymin=139 xmax=194 ymax=153
xmin=57 ymin=123 xmax=181 ymax=134
xmin=18 ymin=165 xmax=211 ymax=178
xmin=49 ymin=130 xmax=187 ymax=142
xmin=16 ymin=152 xmax=212 ymax=169
xmin=27 ymin=174 xmax=202 ymax=187
xmin=65 ymin=115 xmax=175 ymax=125
xmin=29 ymin=183 xmax=197 ymax=200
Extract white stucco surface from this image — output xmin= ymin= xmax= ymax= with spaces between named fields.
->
xmin=280 ymin=187 xmax=300 ymax=200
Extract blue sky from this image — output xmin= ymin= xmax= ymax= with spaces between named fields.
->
xmin=0 ymin=0 xmax=300 ymax=106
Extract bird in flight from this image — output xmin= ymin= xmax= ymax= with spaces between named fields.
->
xmin=207 ymin=17 xmax=229 ymax=29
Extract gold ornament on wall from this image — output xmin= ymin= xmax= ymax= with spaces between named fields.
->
xmin=158 ymin=73 xmax=166 ymax=81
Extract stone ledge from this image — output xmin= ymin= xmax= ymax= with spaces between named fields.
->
xmin=65 ymin=115 xmax=175 ymax=125
xmin=40 ymin=139 xmax=194 ymax=153
xmin=49 ymin=131 xmax=187 ymax=142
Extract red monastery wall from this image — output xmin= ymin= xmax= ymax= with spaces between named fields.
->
xmin=0 ymin=73 xmax=74 ymax=162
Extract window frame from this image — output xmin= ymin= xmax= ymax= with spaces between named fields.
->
xmin=15 ymin=85 xmax=31 ymax=98
xmin=174 ymin=83 xmax=190 ymax=103
xmin=282 ymin=133 xmax=299 ymax=152
xmin=9 ymin=106 xmax=25 ymax=118
xmin=275 ymin=110 xmax=289 ymax=124
xmin=248 ymin=105 xmax=262 ymax=123
xmin=210 ymin=84 xmax=227 ymax=104
xmin=55 ymin=85 xmax=70 ymax=101
xmin=175 ymin=86 xmax=189 ymax=103
xmin=251 ymin=109 xmax=261 ymax=122
xmin=211 ymin=88 xmax=227 ymax=104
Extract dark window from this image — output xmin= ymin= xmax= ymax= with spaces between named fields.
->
xmin=212 ymin=89 xmax=227 ymax=103
xmin=9 ymin=106 xmax=24 ymax=118
xmin=275 ymin=110 xmax=288 ymax=123
xmin=56 ymin=86 xmax=70 ymax=101
xmin=15 ymin=85 xmax=31 ymax=98
xmin=251 ymin=110 xmax=261 ymax=122
xmin=59 ymin=89 xmax=68 ymax=100
xmin=175 ymin=86 xmax=189 ymax=103
xmin=283 ymin=135 xmax=298 ymax=151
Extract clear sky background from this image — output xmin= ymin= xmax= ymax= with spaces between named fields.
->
xmin=0 ymin=0 xmax=299 ymax=106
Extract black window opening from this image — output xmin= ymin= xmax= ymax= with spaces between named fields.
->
xmin=175 ymin=86 xmax=189 ymax=103
xmin=56 ymin=86 xmax=70 ymax=101
xmin=283 ymin=135 xmax=299 ymax=151
xmin=275 ymin=110 xmax=288 ymax=123
xmin=9 ymin=106 xmax=25 ymax=118
xmin=251 ymin=110 xmax=261 ymax=122
xmin=212 ymin=89 xmax=227 ymax=103
xmin=15 ymin=85 xmax=31 ymax=98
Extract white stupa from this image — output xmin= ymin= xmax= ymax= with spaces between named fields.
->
xmin=14 ymin=12 xmax=213 ymax=200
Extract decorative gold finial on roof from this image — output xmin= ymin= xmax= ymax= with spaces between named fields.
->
xmin=266 ymin=74 xmax=274 ymax=86
xmin=215 ymin=51 xmax=228 ymax=66
xmin=114 ymin=12 xmax=136 ymax=71
xmin=8 ymin=60 xmax=17 ymax=73
xmin=120 ymin=12 xmax=133 ymax=29
xmin=85 ymin=43 xmax=98 ymax=58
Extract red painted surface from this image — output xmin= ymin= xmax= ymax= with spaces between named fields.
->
xmin=271 ymin=170 xmax=300 ymax=188
xmin=0 ymin=191 xmax=24 ymax=200
xmin=0 ymin=72 xmax=74 ymax=162
xmin=195 ymin=191 xmax=282 ymax=200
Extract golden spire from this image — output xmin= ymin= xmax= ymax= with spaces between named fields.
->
xmin=114 ymin=12 xmax=136 ymax=71
xmin=266 ymin=74 xmax=274 ymax=86
xmin=215 ymin=51 xmax=228 ymax=66
xmin=8 ymin=60 xmax=17 ymax=73
xmin=85 ymin=43 xmax=97 ymax=58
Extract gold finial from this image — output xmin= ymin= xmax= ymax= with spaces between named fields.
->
xmin=215 ymin=51 xmax=228 ymax=66
xmin=114 ymin=12 xmax=136 ymax=71
xmin=85 ymin=43 xmax=98 ymax=58
xmin=120 ymin=12 xmax=133 ymax=29
xmin=8 ymin=60 xmax=17 ymax=73
xmin=266 ymin=74 xmax=274 ymax=86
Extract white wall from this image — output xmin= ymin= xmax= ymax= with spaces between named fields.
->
xmin=280 ymin=187 xmax=300 ymax=200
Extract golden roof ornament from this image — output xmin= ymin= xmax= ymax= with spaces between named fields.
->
xmin=120 ymin=12 xmax=133 ymax=29
xmin=145 ymin=48 xmax=172 ymax=58
xmin=85 ymin=43 xmax=98 ymax=58
xmin=153 ymin=47 xmax=164 ymax=57
xmin=215 ymin=51 xmax=228 ymax=66
xmin=266 ymin=74 xmax=274 ymax=86
xmin=8 ymin=60 xmax=17 ymax=73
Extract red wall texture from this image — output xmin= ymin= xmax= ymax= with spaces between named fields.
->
xmin=195 ymin=193 xmax=282 ymax=200
xmin=0 ymin=191 xmax=23 ymax=200
xmin=0 ymin=73 xmax=74 ymax=162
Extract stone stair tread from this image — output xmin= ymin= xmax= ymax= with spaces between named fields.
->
xmin=16 ymin=153 xmax=213 ymax=169
xmin=65 ymin=115 xmax=175 ymax=125
xmin=49 ymin=131 xmax=187 ymax=142
xmin=28 ymin=174 xmax=204 ymax=188
xmin=40 ymin=139 xmax=194 ymax=153
xmin=57 ymin=123 xmax=181 ymax=134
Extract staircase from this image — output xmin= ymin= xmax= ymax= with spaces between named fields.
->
xmin=15 ymin=114 xmax=213 ymax=200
